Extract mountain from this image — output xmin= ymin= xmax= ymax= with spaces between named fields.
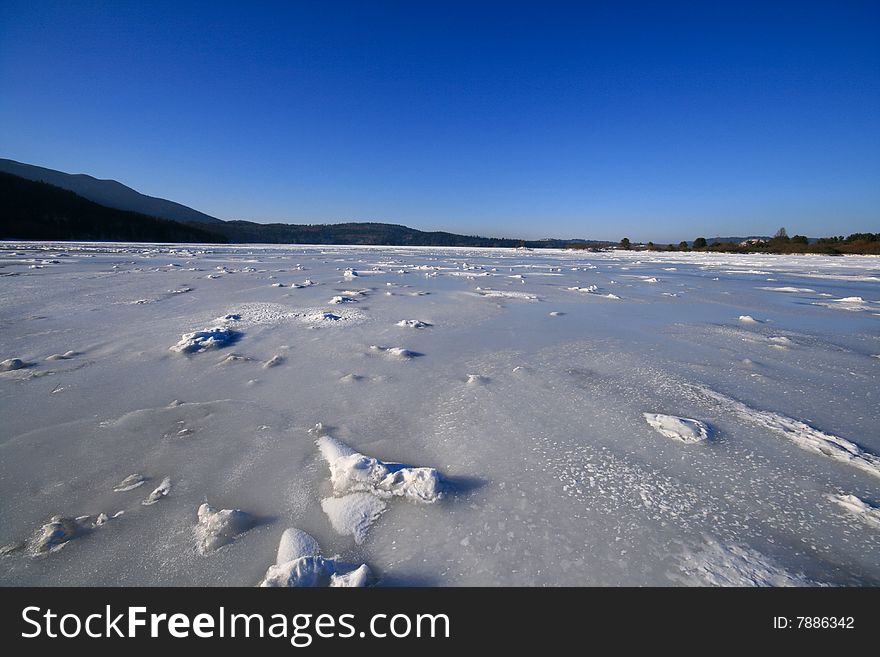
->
xmin=0 ymin=172 xmax=226 ymax=243
xmin=0 ymin=158 xmax=221 ymax=224
xmin=0 ymin=160 xmax=614 ymax=248
xmin=204 ymin=219 xmax=603 ymax=248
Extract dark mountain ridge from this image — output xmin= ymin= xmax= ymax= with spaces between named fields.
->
xmin=0 ymin=158 xmax=222 ymax=225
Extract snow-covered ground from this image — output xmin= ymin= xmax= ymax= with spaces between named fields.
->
xmin=0 ymin=242 xmax=878 ymax=586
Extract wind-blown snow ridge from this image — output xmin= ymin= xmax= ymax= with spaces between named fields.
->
xmin=314 ymin=426 xmax=445 ymax=503
xmin=675 ymin=536 xmax=818 ymax=587
xmin=689 ymin=385 xmax=880 ymax=479
xmin=827 ymin=494 xmax=880 ymax=529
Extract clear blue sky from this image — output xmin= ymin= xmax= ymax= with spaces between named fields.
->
xmin=1 ymin=1 xmax=878 ymax=242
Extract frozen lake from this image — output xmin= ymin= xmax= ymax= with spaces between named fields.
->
xmin=1 ymin=242 xmax=878 ymax=586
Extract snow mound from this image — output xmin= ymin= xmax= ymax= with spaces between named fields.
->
xmin=466 ymin=374 xmax=489 ymax=385
xmin=812 ymin=296 xmax=878 ymax=312
xmin=567 ymin=286 xmax=620 ymax=299
xmin=1 ymin=358 xmax=26 ymax=371
xmin=170 ymin=327 xmax=239 ymax=354
xmin=275 ymin=528 xmax=320 ymax=564
xmin=217 ymin=303 xmax=295 ymax=327
xmin=260 ymin=556 xmax=373 ymax=588
xmin=643 ymin=413 xmax=709 ymax=444
xmin=259 ymin=528 xmax=373 ymax=587
xmin=738 ymin=315 xmax=760 ymax=324
xmin=758 ymin=286 xmax=815 ymax=293
xmin=315 ymin=429 xmax=445 ymax=503
xmin=295 ymin=308 xmax=364 ymax=326
xmin=321 ymin=493 xmax=388 ymax=544
xmin=142 ymin=477 xmax=171 ymax=505
xmin=396 ymin=319 xmax=432 ymax=329
xmin=329 ymin=295 xmax=357 ymax=304
xmin=263 ymin=355 xmax=284 ymax=368
xmin=113 ymin=474 xmax=147 ymax=492
xmin=369 ymin=345 xmax=420 ymax=359
xmin=474 ymin=288 xmax=537 ymax=300
xmin=29 ymin=513 xmax=110 ymax=555
xmin=219 ymin=354 xmax=250 ymax=364
xmin=194 ymin=503 xmax=254 ymax=554
xmin=46 ymin=351 xmax=77 ymax=361
xmin=827 ymin=494 xmax=880 ymax=529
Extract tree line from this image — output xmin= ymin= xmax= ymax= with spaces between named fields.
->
xmin=610 ymin=228 xmax=880 ymax=255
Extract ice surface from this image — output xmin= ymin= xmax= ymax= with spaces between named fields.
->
xmin=674 ymin=536 xmax=819 ymax=586
xmin=643 ymin=413 xmax=709 ymax=443
xmin=1 ymin=243 xmax=878 ymax=586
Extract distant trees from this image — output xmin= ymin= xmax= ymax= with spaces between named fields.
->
xmin=619 ymin=237 xmax=631 ymax=250
xmin=660 ymin=228 xmax=878 ymax=255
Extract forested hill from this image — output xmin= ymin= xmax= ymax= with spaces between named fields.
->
xmin=0 ymin=173 xmax=227 ymax=243
xmin=1 ymin=170 xmax=609 ymax=248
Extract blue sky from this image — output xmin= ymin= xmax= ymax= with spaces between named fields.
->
xmin=1 ymin=1 xmax=878 ymax=242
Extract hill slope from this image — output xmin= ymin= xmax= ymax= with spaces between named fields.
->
xmin=0 ymin=158 xmax=221 ymax=224
xmin=0 ymin=173 xmax=227 ymax=243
